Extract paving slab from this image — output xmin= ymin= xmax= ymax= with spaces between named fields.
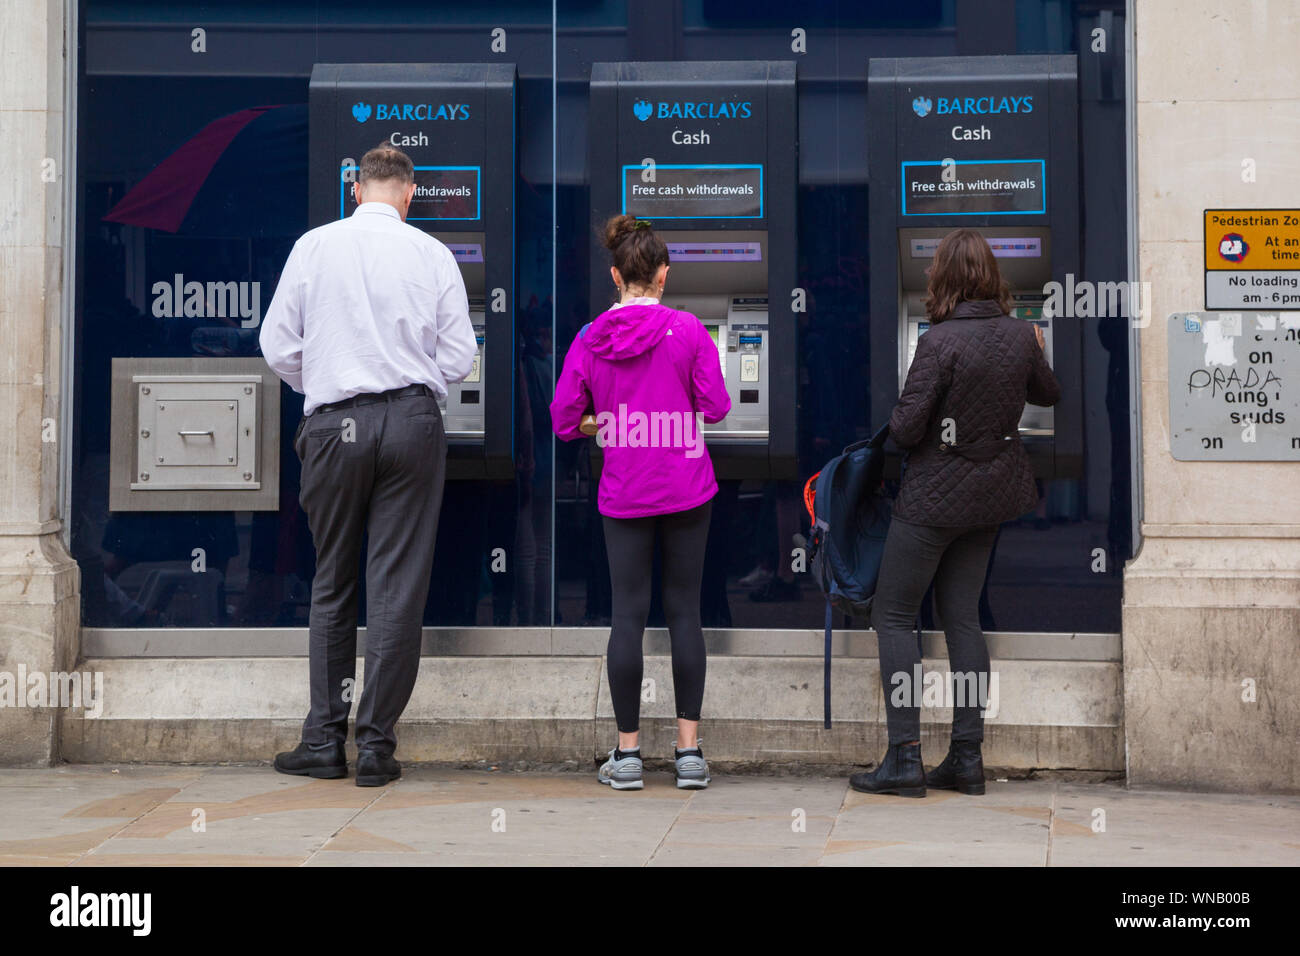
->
xmin=0 ymin=765 xmax=1294 ymax=867
xmin=0 ymin=766 xmax=205 ymax=865
xmin=1047 ymin=784 xmax=1300 ymax=866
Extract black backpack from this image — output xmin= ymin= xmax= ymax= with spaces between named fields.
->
xmin=804 ymin=425 xmax=894 ymax=728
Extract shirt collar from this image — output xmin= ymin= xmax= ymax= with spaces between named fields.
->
xmin=352 ymin=202 xmax=402 ymax=221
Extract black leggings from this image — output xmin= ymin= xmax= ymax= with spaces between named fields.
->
xmin=602 ymin=501 xmax=712 ymax=733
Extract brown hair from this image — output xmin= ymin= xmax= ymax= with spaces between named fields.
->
xmin=359 ymin=143 xmax=415 ymax=185
xmin=923 ymin=229 xmax=1013 ymax=322
xmin=603 ymin=214 xmax=670 ymax=289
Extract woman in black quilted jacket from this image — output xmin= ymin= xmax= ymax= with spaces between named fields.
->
xmin=850 ymin=228 xmax=1061 ymax=798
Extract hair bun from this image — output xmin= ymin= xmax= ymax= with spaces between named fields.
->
xmin=603 ymin=214 xmax=642 ymax=251
xmin=601 ymin=214 xmax=669 ymax=290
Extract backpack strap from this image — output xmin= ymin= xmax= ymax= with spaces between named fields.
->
xmin=836 ymin=424 xmax=890 ymax=459
xmin=823 ymin=599 xmax=833 ymax=729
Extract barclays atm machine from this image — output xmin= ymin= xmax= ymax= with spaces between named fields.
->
xmin=588 ymin=61 xmax=798 ymax=479
xmin=867 ymin=55 xmax=1082 ymax=478
xmin=309 ymin=63 xmax=516 ymax=479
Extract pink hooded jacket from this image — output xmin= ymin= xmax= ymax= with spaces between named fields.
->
xmin=551 ymin=302 xmax=731 ymax=519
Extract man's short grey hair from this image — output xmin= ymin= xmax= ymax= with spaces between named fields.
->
xmin=359 ymin=143 xmax=415 ymax=185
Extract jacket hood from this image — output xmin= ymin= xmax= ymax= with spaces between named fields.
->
xmin=583 ymin=303 xmax=673 ymax=359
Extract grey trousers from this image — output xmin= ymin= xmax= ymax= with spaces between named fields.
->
xmin=294 ymin=389 xmax=446 ymax=756
xmin=871 ymin=517 xmax=998 ymax=746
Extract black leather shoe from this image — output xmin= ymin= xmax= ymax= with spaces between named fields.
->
xmin=926 ymin=740 xmax=986 ymax=795
xmin=356 ymin=750 xmax=402 ymax=787
xmin=274 ymin=741 xmax=347 ymax=779
xmin=849 ymin=742 xmax=926 ymax=797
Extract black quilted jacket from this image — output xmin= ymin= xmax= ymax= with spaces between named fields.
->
xmin=889 ymin=299 xmax=1061 ymax=527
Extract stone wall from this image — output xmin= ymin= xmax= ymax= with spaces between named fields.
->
xmin=0 ymin=0 xmax=82 ymax=766
xmin=1126 ymin=0 xmax=1300 ymax=790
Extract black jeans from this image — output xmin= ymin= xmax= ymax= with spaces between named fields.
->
xmin=871 ymin=517 xmax=998 ymax=745
xmin=602 ymin=501 xmax=712 ymax=733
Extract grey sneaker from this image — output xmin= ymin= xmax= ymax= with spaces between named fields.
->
xmin=674 ymin=741 xmax=711 ymax=790
xmin=598 ymin=747 xmax=644 ymax=790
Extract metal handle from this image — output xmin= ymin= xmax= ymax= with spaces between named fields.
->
xmin=177 ymin=430 xmax=215 ymax=437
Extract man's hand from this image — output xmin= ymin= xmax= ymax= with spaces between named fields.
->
xmin=1033 ymin=324 xmax=1046 ymax=350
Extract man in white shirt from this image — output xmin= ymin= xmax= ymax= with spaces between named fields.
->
xmin=261 ymin=143 xmax=477 ymax=787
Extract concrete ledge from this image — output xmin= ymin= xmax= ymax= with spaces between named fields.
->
xmin=61 ymin=718 xmax=597 ymax=766
xmin=80 ymin=627 xmax=1122 ymax=661
xmin=60 ymin=655 xmax=1123 ymax=772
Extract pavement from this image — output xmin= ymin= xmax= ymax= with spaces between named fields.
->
xmin=0 ymin=764 xmax=1296 ymax=866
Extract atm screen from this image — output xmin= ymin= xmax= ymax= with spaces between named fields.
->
xmin=447 ymin=243 xmax=485 ymax=263
xmin=666 ymin=242 xmax=762 ymax=262
xmin=708 ymin=325 xmax=726 ymax=379
xmin=906 ymin=319 xmax=931 ymax=369
xmin=909 ymin=236 xmax=1043 ymax=259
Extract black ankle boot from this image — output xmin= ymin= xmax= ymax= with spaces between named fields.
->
xmin=849 ymin=742 xmax=926 ymax=797
xmin=926 ymin=740 xmax=985 ymax=795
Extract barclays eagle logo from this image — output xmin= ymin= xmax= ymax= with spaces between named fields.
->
xmin=352 ymin=102 xmax=372 ymax=123
xmin=633 ymin=100 xmax=653 ymax=122
xmin=912 ymin=96 xmax=933 ymax=118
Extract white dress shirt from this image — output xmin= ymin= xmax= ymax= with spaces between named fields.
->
xmin=260 ymin=202 xmax=478 ymax=414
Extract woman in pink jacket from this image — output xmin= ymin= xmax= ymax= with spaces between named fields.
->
xmin=551 ymin=214 xmax=731 ymax=791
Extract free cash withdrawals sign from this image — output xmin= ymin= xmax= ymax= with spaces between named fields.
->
xmin=1204 ymin=209 xmax=1300 ymax=310
xmin=901 ymin=159 xmax=1046 ymax=216
xmin=622 ymin=164 xmax=763 ymax=219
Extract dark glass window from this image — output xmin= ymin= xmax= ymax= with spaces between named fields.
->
xmin=72 ymin=1 xmax=1130 ymax=634
xmin=73 ymin=2 xmax=554 ymax=629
